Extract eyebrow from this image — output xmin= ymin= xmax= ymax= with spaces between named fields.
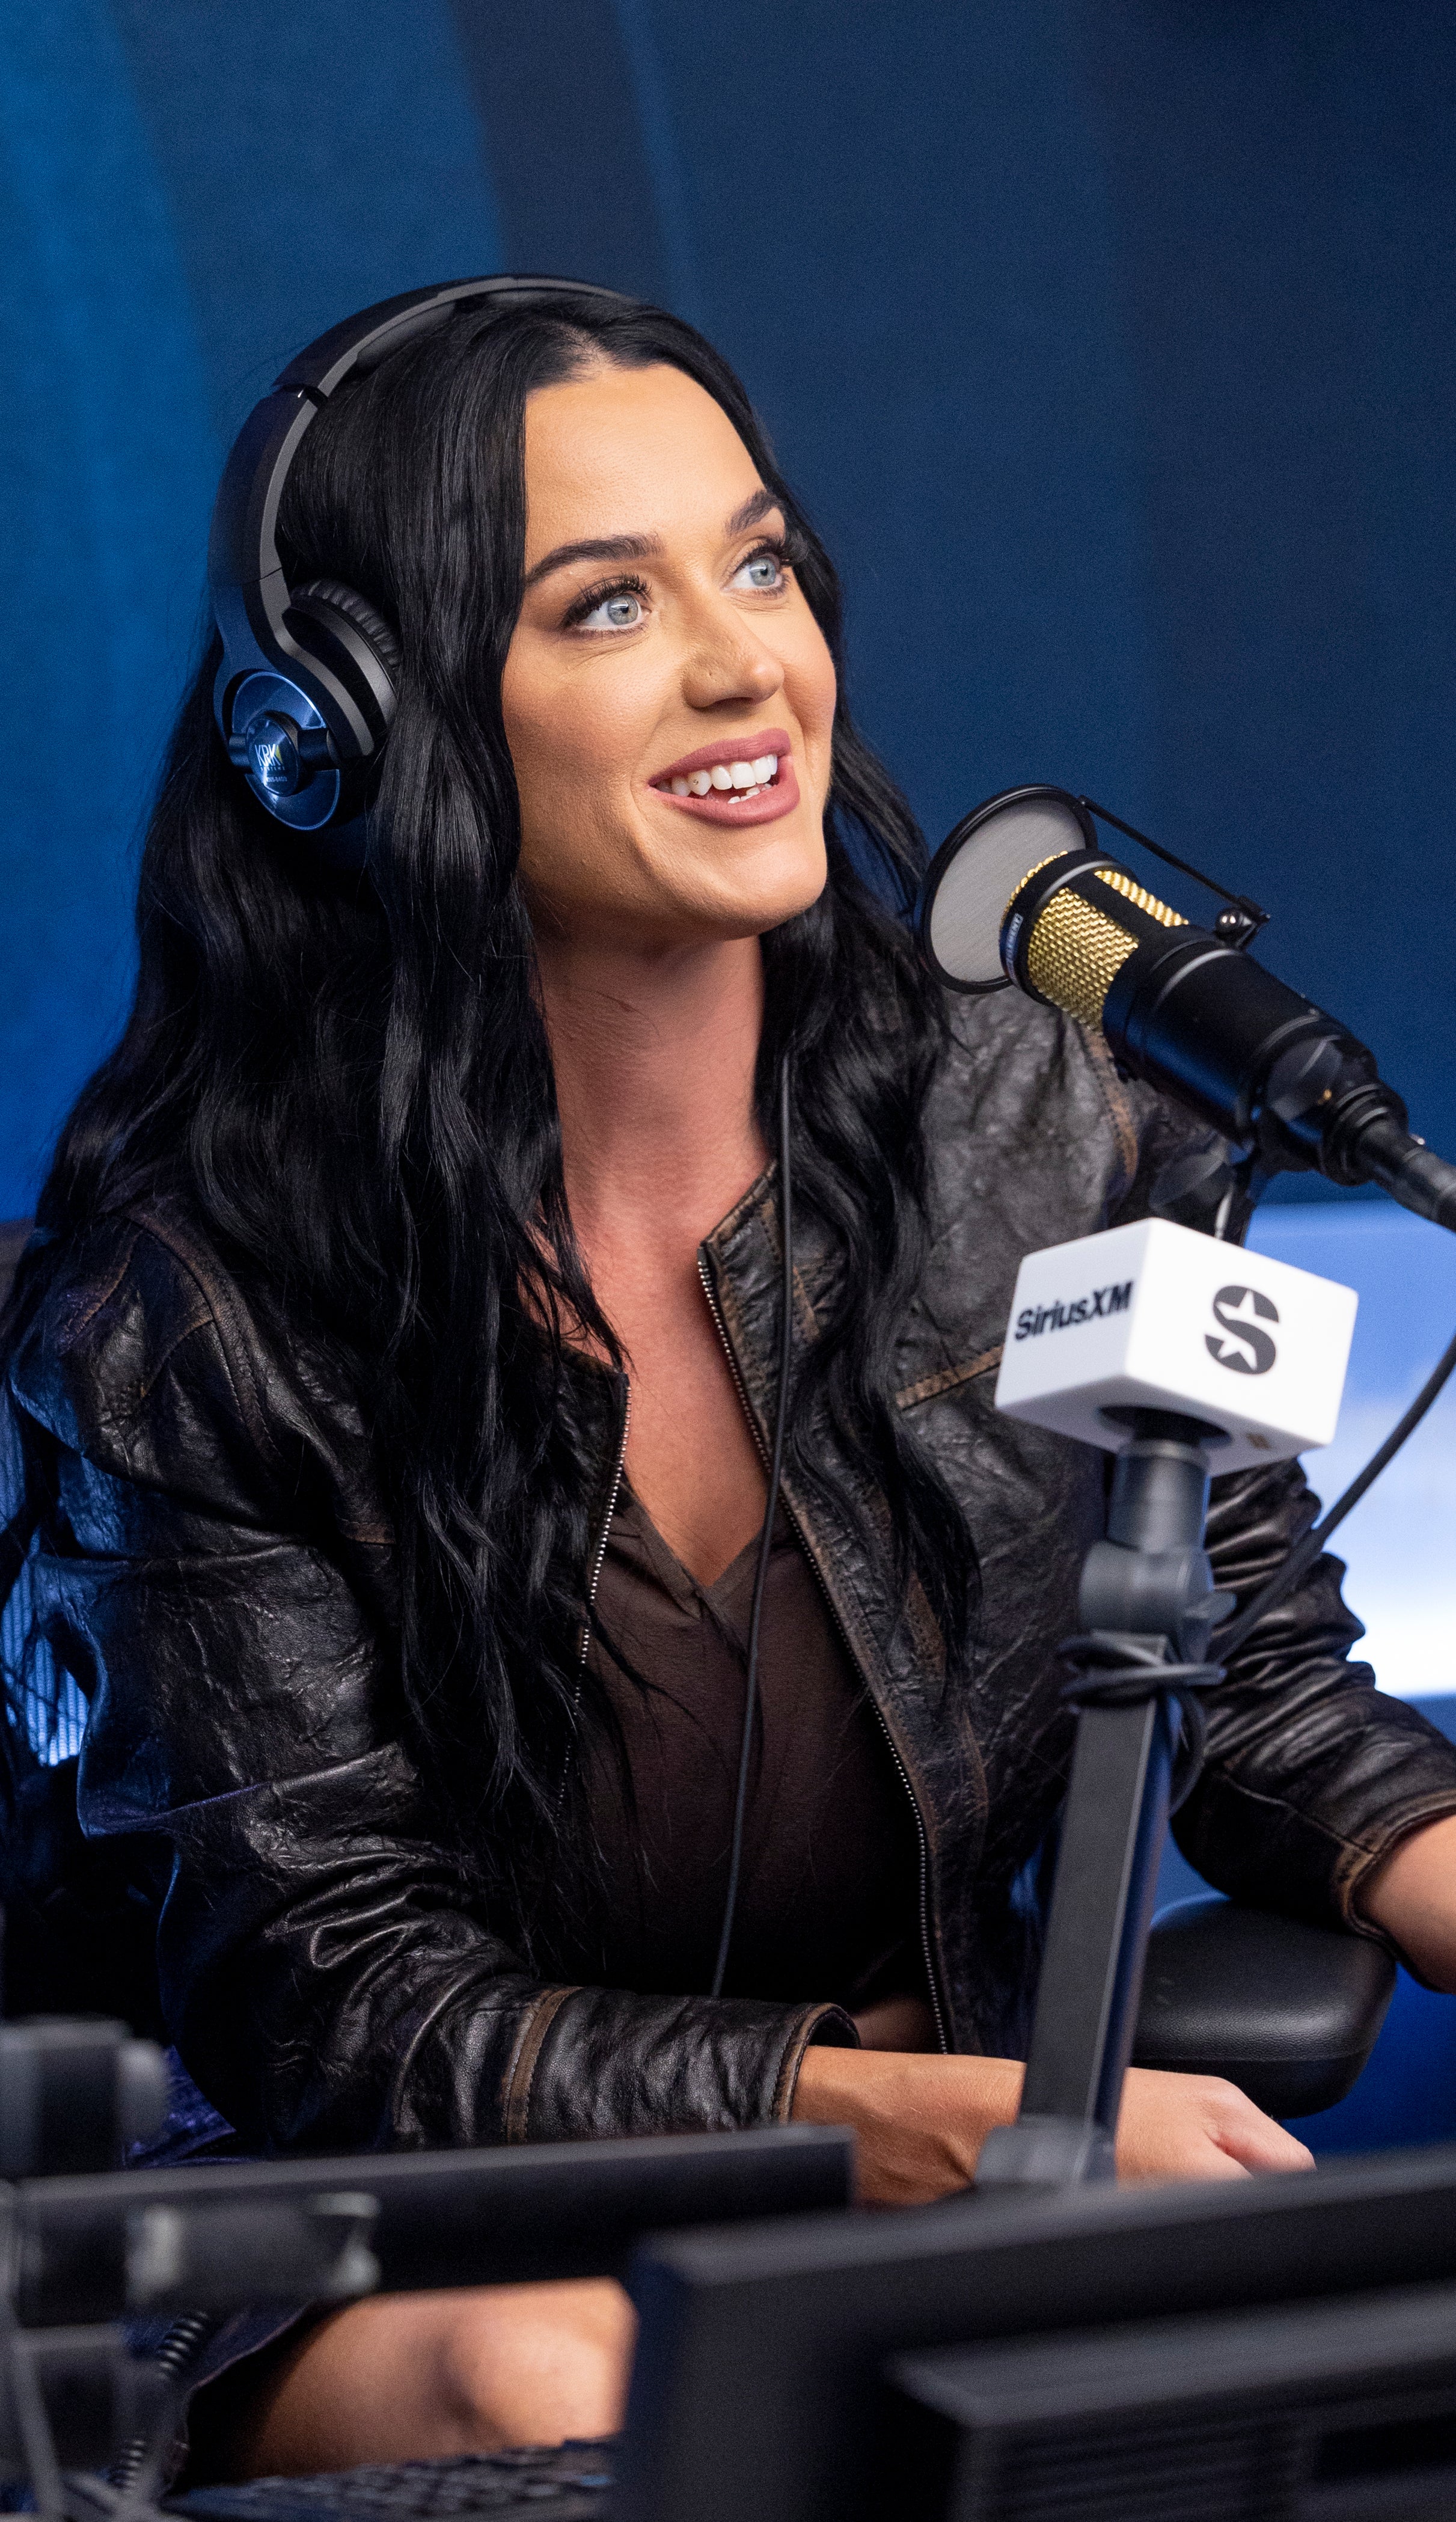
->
xmin=521 ymin=486 xmax=783 ymax=592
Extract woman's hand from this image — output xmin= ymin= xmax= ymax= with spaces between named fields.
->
xmin=1113 ymin=2065 xmax=1314 ymax=2184
xmin=791 ymin=2045 xmax=1312 ymax=2204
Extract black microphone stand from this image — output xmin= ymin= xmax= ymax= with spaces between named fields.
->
xmin=978 ymin=1152 xmax=1456 ymax=2194
xmin=976 ymin=1408 xmax=1233 ymax=2192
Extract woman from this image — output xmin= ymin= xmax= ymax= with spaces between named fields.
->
xmin=7 ymin=286 xmax=1456 ymax=2472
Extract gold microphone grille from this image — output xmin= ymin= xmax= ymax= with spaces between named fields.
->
xmin=1024 ymin=870 xmax=1185 ymax=1030
xmin=1094 ymin=867 xmax=1187 ymax=929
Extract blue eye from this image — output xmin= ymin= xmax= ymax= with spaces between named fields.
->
xmin=579 ymin=588 xmax=644 ymax=631
xmin=735 ymin=549 xmax=786 ymax=592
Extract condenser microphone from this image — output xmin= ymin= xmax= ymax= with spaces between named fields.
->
xmin=917 ymin=785 xmax=1456 ymax=1233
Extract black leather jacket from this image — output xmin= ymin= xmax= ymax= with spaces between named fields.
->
xmin=10 ymin=992 xmax=1456 ymax=2153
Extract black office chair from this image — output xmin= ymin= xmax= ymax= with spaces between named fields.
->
xmin=1134 ymin=1894 xmax=1396 ymax=2117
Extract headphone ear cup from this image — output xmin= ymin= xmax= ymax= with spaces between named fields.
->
xmin=286 ymin=577 xmax=403 ymax=747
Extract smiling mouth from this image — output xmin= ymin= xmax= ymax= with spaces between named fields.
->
xmin=651 ymin=750 xmax=783 ymax=806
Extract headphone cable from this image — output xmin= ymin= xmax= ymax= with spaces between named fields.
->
xmin=711 ymin=1057 xmax=794 ymax=2001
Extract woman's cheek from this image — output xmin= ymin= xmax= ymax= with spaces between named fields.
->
xmin=508 ymin=698 xmax=602 ymax=857
xmin=518 ymin=773 xmax=649 ymax=925
xmin=788 ymin=632 xmax=837 ymax=806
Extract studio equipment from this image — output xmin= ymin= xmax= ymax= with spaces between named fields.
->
xmin=5 ymin=771 xmax=1451 ymax=2517
xmin=617 ymin=2143 xmax=1456 ymax=2522
xmin=209 ymin=275 xmax=625 ymax=850
xmin=917 ymin=785 xmax=1456 ymax=2196
xmin=17 ymin=2128 xmax=851 ymax=2330
xmin=0 ymin=1991 xmax=849 ymax=2515
xmin=0 ymin=2018 xmax=169 ymax=2179
xmin=917 ymin=784 xmax=1456 ymax=1231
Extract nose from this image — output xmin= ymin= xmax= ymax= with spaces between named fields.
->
xmin=679 ymin=608 xmax=785 ymax=714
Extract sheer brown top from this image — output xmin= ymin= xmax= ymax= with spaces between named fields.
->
xmin=573 ymin=1483 xmax=923 ymax=2011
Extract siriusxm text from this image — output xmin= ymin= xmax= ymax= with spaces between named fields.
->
xmin=1014 ymin=1281 xmax=1133 ymax=1341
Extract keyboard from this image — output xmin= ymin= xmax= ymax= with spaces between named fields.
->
xmin=169 ymin=2444 xmax=616 ymax=2521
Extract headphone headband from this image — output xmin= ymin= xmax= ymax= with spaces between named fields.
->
xmin=272 ymin=275 xmax=624 ymax=396
xmin=209 ymin=274 xmax=631 ymax=850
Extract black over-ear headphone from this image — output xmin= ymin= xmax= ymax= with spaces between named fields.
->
xmin=208 ymin=274 xmax=629 ymax=851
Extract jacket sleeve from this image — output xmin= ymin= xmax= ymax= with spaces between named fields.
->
xmin=9 ymin=1220 xmax=852 ymax=2155
xmin=1172 ymin=1459 xmax=1456 ymax=1959
xmin=1097 ymin=1071 xmax=1456 ymax=1957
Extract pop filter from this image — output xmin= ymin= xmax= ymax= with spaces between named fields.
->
xmin=916 ymin=784 xmax=1097 ymax=993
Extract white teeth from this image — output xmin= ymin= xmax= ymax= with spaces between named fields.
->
xmin=665 ymin=757 xmax=777 ymax=801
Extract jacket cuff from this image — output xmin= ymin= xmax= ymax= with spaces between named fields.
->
xmin=772 ymin=2003 xmax=860 ymax=2122
xmin=508 ymin=1986 xmax=858 ymax=2143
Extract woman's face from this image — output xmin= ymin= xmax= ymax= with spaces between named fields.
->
xmin=501 ymin=358 xmax=837 ymax=952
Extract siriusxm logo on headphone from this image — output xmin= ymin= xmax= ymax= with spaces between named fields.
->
xmin=1205 ymin=1284 xmax=1279 ymax=1377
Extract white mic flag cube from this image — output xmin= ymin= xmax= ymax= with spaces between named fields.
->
xmin=994 ymin=1216 xmax=1356 ymax=1471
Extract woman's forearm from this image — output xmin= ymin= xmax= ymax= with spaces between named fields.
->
xmin=791 ymin=2043 xmax=1311 ymax=2202
xmin=792 ymin=2043 xmax=1024 ymax=2203
xmin=1357 ymin=1810 xmax=1456 ymax=1989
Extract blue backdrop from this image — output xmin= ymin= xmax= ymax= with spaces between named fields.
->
xmin=4 ymin=0 xmax=1454 ymax=1221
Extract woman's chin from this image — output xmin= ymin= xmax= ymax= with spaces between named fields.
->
xmin=673 ymin=829 xmax=828 ymax=939
xmin=524 ymin=825 xmax=827 ymax=954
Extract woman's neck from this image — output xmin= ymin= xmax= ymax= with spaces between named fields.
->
xmin=534 ymin=927 xmax=774 ymax=1579
xmin=534 ymin=929 xmax=769 ymax=1255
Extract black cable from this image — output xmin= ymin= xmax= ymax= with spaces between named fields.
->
xmin=1217 ymin=1317 xmax=1456 ymax=1665
xmin=711 ymin=1059 xmax=794 ymax=2001
xmin=108 ymin=2312 xmax=222 ymax=2484
xmin=1058 ymin=1636 xmax=1221 ymax=1815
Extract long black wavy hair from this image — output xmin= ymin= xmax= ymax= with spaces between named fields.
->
xmin=4 ymin=293 xmax=976 ymax=1954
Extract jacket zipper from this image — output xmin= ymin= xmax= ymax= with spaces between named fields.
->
xmin=696 ymin=1253 xmax=949 ymax=2054
xmin=555 ymin=1382 xmax=630 ymax=1820
xmin=587 ymin=1381 xmax=631 ymax=1646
